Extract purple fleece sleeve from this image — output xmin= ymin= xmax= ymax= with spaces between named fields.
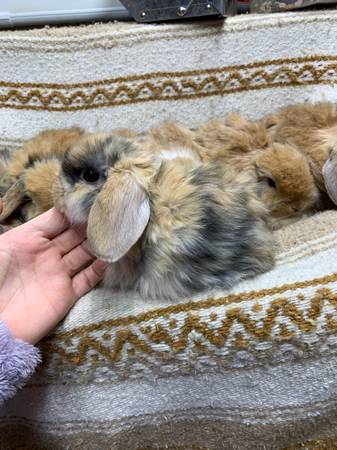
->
xmin=0 ymin=320 xmax=41 ymax=405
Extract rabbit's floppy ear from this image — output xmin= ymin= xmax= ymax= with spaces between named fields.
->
xmin=0 ymin=178 xmax=26 ymax=222
xmin=87 ymin=171 xmax=150 ymax=262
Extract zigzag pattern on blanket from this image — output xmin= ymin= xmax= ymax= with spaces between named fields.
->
xmin=27 ymin=211 xmax=337 ymax=389
xmin=36 ymin=276 xmax=337 ymax=385
xmin=1 ymin=55 xmax=337 ymax=111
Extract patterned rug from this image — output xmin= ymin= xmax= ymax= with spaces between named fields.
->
xmin=1 ymin=11 xmax=337 ymax=450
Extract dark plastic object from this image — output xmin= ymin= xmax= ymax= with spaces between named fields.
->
xmin=119 ymin=0 xmax=237 ymax=22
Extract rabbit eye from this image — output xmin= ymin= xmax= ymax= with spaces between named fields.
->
xmin=267 ymin=178 xmax=276 ymax=189
xmin=257 ymin=173 xmax=277 ymax=189
xmin=82 ymin=168 xmax=100 ymax=183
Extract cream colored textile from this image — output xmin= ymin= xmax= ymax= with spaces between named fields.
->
xmin=1 ymin=12 xmax=337 ymax=450
xmin=1 ymin=11 xmax=337 ymax=148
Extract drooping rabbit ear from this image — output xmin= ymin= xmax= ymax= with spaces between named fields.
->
xmin=87 ymin=172 xmax=150 ymax=263
xmin=0 ymin=179 xmax=26 ymax=222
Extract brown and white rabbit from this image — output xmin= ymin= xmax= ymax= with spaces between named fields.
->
xmin=193 ymin=113 xmax=321 ymax=229
xmin=53 ymin=133 xmax=274 ymax=300
xmin=263 ymin=101 xmax=337 ymax=193
xmin=0 ymin=127 xmax=85 ymax=227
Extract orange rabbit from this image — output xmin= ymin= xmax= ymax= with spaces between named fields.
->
xmin=194 ymin=113 xmax=321 ymax=229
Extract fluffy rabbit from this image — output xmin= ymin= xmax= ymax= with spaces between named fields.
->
xmin=263 ymin=101 xmax=337 ymax=192
xmin=193 ymin=114 xmax=321 ymax=229
xmin=53 ymin=133 xmax=274 ymax=300
xmin=0 ymin=127 xmax=84 ymax=227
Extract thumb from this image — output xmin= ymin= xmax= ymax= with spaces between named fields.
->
xmin=72 ymin=259 xmax=109 ymax=300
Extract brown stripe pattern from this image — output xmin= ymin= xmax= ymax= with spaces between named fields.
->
xmin=1 ymin=55 xmax=337 ymax=111
xmin=37 ymin=275 xmax=337 ymax=383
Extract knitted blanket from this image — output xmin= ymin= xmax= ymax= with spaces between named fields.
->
xmin=1 ymin=11 xmax=337 ymax=450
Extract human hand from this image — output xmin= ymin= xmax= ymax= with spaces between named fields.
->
xmin=0 ymin=207 xmax=108 ymax=344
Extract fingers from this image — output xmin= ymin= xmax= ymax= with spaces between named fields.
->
xmin=52 ymin=224 xmax=87 ymax=256
xmin=25 ymin=208 xmax=69 ymax=238
xmin=72 ymin=259 xmax=109 ymax=299
xmin=62 ymin=240 xmax=94 ymax=276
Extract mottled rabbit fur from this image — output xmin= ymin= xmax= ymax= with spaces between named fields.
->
xmin=4 ymin=102 xmax=337 ymax=232
xmin=0 ymin=127 xmax=136 ymax=229
xmin=0 ymin=127 xmax=84 ymax=228
xmin=53 ymin=134 xmax=274 ymax=300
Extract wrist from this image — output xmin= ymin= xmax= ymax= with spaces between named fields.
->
xmin=0 ymin=309 xmax=39 ymax=345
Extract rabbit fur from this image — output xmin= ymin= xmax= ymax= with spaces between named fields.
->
xmin=135 ymin=121 xmax=313 ymax=228
xmin=183 ymin=114 xmax=321 ymax=229
xmin=0 ymin=118 xmax=320 ymax=231
xmin=0 ymin=127 xmax=85 ymax=228
xmin=0 ymin=127 xmax=137 ymax=229
xmin=3 ymin=103 xmax=332 ymax=234
xmin=263 ymin=101 xmax=337 ymax=193
xmin=53 ymin=133 xmax=274 ymax=300
xmin=134 ymin=117 xmax=319 ymax=230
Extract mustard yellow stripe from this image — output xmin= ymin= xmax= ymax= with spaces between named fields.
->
xmin=47 ymin=271 xmax=337 ymax=340
xmin=0 ymin=55 xmax=336 ymax=111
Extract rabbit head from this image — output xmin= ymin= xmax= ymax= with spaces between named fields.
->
xmin=263 ymin=102 xmax=337 ymax=192
xmin=0 ymin=127 xmax=84 ymax=228
xmin=194 ymin=114 xmax=321 ymax=227
xmin=254 ymin=143 xmax=320 ymax=228
xmin=54 ymin=133 xmax=274 ymax=300
xmin=53 ymin=133 xmax=158 ymax=261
